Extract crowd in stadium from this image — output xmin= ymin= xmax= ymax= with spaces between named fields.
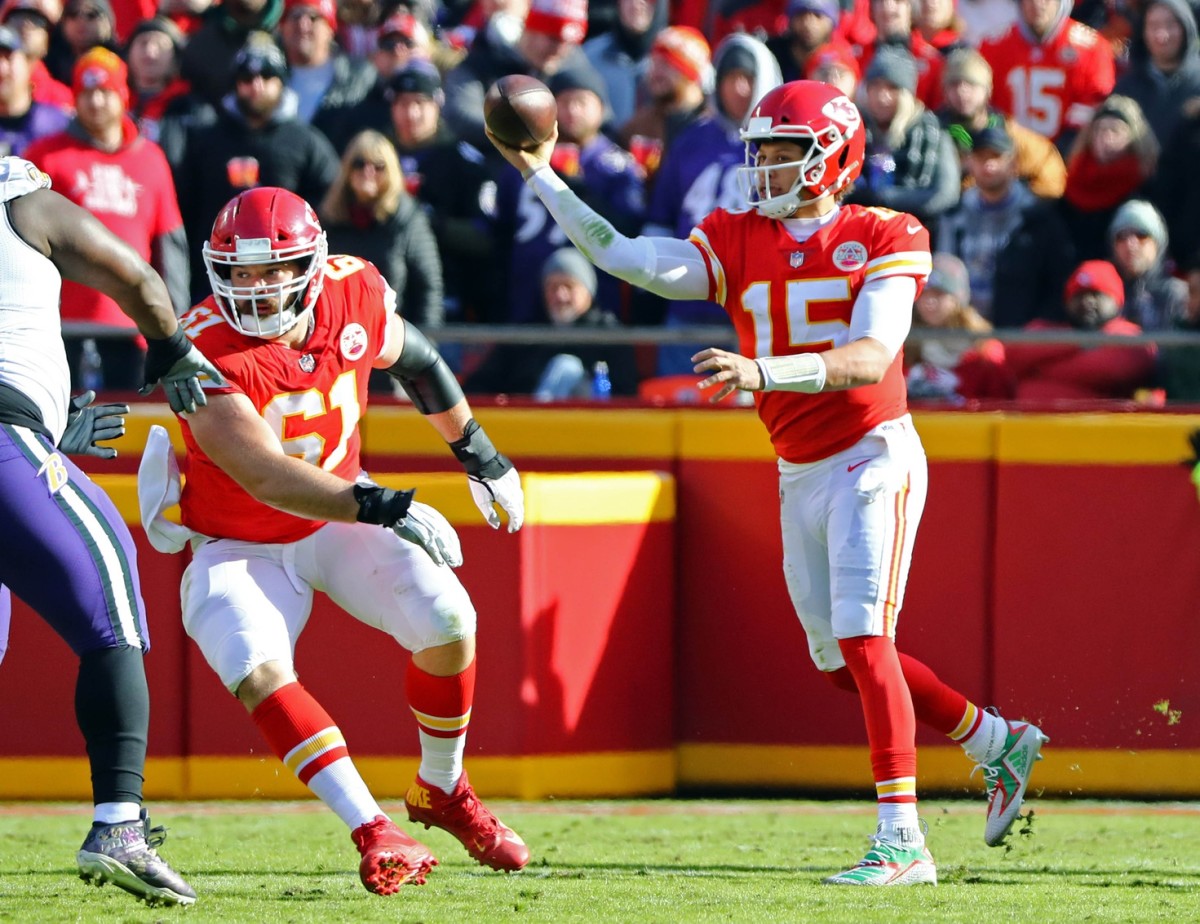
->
xmin=5 ymin=0 xmax=1198 ymax=402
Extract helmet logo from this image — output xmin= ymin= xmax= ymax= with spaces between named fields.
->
xmin=833 ymin=241 xmax=867 ymax=271
xmin=821 ymin=96 xmax=860 ymax=126
xmin=340 ymin=323 xmax=368 ymax=361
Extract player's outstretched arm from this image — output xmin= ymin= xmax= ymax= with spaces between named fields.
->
xmin=487 ymin=124 xmax=710 ymax=301
xmin=9 ymin=188 xmax=225 ymax=413
xmin=376 ymin=315 xmax=525 ymax=531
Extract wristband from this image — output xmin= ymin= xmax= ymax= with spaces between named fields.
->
xmin=755 ymin=353 xmax=827 ymax=393
xmin=353 ymin=483 xmax=415 ymax=527
xmin=142 ymin=328 xmax=191 ymax=385
xmin=449 ymin=419 xmax=511 ymax=480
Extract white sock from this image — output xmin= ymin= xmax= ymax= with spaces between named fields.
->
xmin=93 ymin=802 xmax=141 ymax=824
xmin=418 ymin=729 xmax=465 ymax=793
xmin=877 ymin=804 xmax=922 ymax=845
xmin=306 ymin=757 xmax=383 ymax=830
xmin=962 ymin=709 xmax=1009 ymax=764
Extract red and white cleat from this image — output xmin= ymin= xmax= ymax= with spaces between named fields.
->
xmin=350 ymin=815 xmax=437 ymax=894
xmin=406 ymin=772 xmax=530 ymax=872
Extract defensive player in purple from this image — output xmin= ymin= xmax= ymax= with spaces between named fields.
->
xmin=0 ymin=155 xmax=222 ymax=907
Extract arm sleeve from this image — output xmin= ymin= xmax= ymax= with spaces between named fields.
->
xmin=848 ymin=275 xmax=917 ymax=358
xmin=153 ymin=225 xmax=192 ymax=317
xmin=526 ymin=166 xmax=711 ymax=301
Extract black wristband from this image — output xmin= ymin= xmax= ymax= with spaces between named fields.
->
xmin=353 ymin=484 xmax=415 ymax=527
xmin=142 ymin=328 xmax=191 ymax=387
xmin=449 ymin=419 xmax=512 ymax=480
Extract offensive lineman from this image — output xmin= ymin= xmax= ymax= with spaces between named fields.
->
xmin=488 ymin=80 xmax=1047 ymax=885
xmin=137 ymin=187 xmax=529 ymax=894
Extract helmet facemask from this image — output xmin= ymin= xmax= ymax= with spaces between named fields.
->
xmin=203 ymin=233 xmax=328 ymax=339
xmin=738 ymin=122 xmax=852 ymax=219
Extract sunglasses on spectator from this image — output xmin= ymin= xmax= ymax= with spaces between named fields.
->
xmin=1114 ymin=229 xmax=1152 ymax=242
xmin=64 ymin=7 xmax=104 ymax=19
xmin=379 ymin=35 xmax=415 ymax=51
xmin=350 ymin=158 xmax=387 ymax=171
xmin=8 ymin=10 xmax=50 ymax=27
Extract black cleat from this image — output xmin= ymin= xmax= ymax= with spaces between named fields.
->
xmin=77 ymin=809 xmax=196 ymax=907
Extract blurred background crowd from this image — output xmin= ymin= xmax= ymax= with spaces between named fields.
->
xmin=14 ymin=0 xmax=1200 ymax=404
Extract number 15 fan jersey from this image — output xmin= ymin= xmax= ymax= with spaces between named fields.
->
xmin=177 ymin=256 xmax=391 ymax=544
xmin=690 ymin=205 xmax=931 ymax=464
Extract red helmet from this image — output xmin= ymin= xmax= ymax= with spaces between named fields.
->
xmin=737 ymin=80 xmax=865 ymax=218
xmin=202 ymin=187 xmax=328 ymax=338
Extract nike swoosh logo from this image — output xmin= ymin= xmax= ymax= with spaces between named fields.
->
xmin=847 ymin=459 xmax=870 ymax=472
xmin=906 ymin=223 xmax=921 ymax=234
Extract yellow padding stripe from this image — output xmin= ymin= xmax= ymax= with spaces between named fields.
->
xmin=411 ymin=707 xmax=471 ymax=732
xmin=283 ymin=728 xmax=345 ymax=776
xmin=112 ymin=406 xmax=1200 ymax=466
xmin=948 ymin=703 xmax=978 ymax=740
xmin=876 ymin=777 xmax=916 ymax=796
xmin=93 ymin=471 xmax=675 ymax=528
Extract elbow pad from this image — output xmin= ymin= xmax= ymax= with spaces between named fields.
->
xmin=385 ymin=320 xmax=464 ymax=414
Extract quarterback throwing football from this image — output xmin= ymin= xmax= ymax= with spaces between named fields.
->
xmin=490 ymin=80 xmax=1047 ymax=885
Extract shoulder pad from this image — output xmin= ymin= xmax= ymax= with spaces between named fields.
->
xmin=0 ymin=157 xmax=51 ymax=203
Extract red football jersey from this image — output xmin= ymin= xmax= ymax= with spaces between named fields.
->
xmin=177 ymin=255 xmax=391 ymax=543
xmin=690 ymin=205 xmax=931 ymax=464
xmin=981 ymin=19 xmax=1115 ymax=140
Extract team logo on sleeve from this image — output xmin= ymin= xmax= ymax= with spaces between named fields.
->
xmin=340 ymin=323 xmax=368 ymax=361
xmin=833 ymin=241 xmax=867 ymax=271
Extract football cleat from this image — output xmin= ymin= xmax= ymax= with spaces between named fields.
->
xmin=978 ymin=713 xmax=1049 ymax=846
xmin=823 ymin=828 xmax=937 ymax=886
xmin=350 ymin=815 xmax=438 ymax=894
xmin=406 ymin=771 xmax=529 ymax=872
xmin=76 ymin=809 xmax=196 ymax=907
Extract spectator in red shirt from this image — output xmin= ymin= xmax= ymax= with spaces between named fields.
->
xmin=1005 ymin=258 xmax=1157 ymax=400
xmin=23 ymin=45 xmax=188 ymax=390
xmin=981 ymin=0 xmax=1115 ymax=147
xmin=124 ymin=16 xmax=190 ymax=144
xmin=858 ymin=0 xmax=944 ymax=109
xmin=765 ymin=0 xmax=850 ymax=82
xmin=804 ymin=39 xmax=860 ymax=96
xmin=915 ymin=0 xmax=966 ymax=52
xmin=1 ymin=0 xmax=73 ymax=108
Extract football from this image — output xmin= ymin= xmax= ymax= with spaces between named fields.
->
xmin=484 ymin=75 xmax=557 ymax=150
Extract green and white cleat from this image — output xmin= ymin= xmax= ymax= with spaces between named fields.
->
xmin=823 ymin=829 xmax=937 ymax=886
xmin=979 ymin=713 xmax=1049 ymax=847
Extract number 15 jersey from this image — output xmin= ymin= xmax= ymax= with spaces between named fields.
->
xmin=177 ymin=255 xmax=391 ymax=544
xmin=690 ymin=205 xmax=931 ymax=464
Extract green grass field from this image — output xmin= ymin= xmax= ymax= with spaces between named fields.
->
xmin=1 ymin=799 xmax=1198 ymax=922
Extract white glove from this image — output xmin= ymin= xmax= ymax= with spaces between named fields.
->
xmin=393 ymin=501 xmax=463 ymax=567
xmin=468 ymin=467 xmax=524 ymax=532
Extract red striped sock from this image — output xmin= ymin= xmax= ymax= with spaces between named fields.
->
xmin=838 ymin=635 xmax=917 ymax=805
xmin=251 ymin=682 xmax=349 ymax=786
xmin=406 ymin=659 xmax=475 ymax=792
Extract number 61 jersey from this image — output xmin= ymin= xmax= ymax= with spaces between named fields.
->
xmin=690 ymin=204 xmax=931 ymax=464
xmin=176 ymin=255 xmax=391 ymax=544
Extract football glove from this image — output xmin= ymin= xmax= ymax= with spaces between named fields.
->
xmin=140 ymin=328 xmax=226 ymax=415
xmin=449 ymin=419 xmax=525 ymax=532
xmin=354 ymin=484 xmax=463 ymax=567
xmin=59 ymin=391 xmax=129 ymax=458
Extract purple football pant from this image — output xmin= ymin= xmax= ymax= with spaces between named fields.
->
xmin=0 ymin=423 xmax=149 ymax=657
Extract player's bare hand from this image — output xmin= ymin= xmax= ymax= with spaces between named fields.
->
xmin=485 ymin=123 xmax=559 ymax=175
xmin=692 ymin=348 xmax=763 ymax=403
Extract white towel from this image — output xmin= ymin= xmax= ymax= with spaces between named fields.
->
xmin=136 ymin=424 xmax=195 ymax=554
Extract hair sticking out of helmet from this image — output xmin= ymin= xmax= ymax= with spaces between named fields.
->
xmin=736 ymin=80 xmax=865 ymax=219
xmin=203 ymin=187 xmax=328 ymax=339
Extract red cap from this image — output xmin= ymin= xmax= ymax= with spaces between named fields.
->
xmin=73 ymin=46 xmax=128 ymax=107
xmin=1065 ymin=259 xmax=1125 ymax=307
xmin=284 ymin=0 xmax=336 ymax=32
xmin=524 ymin=0 xmax=588 ymax=43
xmin=651 ymin=26 xmax=711 ymax=85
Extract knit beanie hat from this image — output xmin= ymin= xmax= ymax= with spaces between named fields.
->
xmin=865 ymin=45 xmax=917 ymax=94
xmin=1108 ymin=199 xmax=1168 ymax=252
xmin=543 ymin=247 xmax=597 ymax=297
xmin=925 ymin=253 xmax=971 ymax=306
xmin=73 ymin=46 xmax=128 ymax=107
xmin=651 ymin=25 xmax=712 ymax=86
xmin=525 ymin=0 xmax=588 ymax=44
xmin=1065 ymin=260 xmax=1125 ymax=307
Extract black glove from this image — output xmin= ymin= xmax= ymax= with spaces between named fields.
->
xmin=140 ymin=328 xmax=227 ymax=414
xmin=58 ymin=391 xmax=129 ymax=458
xmin=354 ymin=483 xmax=416 ymax=527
